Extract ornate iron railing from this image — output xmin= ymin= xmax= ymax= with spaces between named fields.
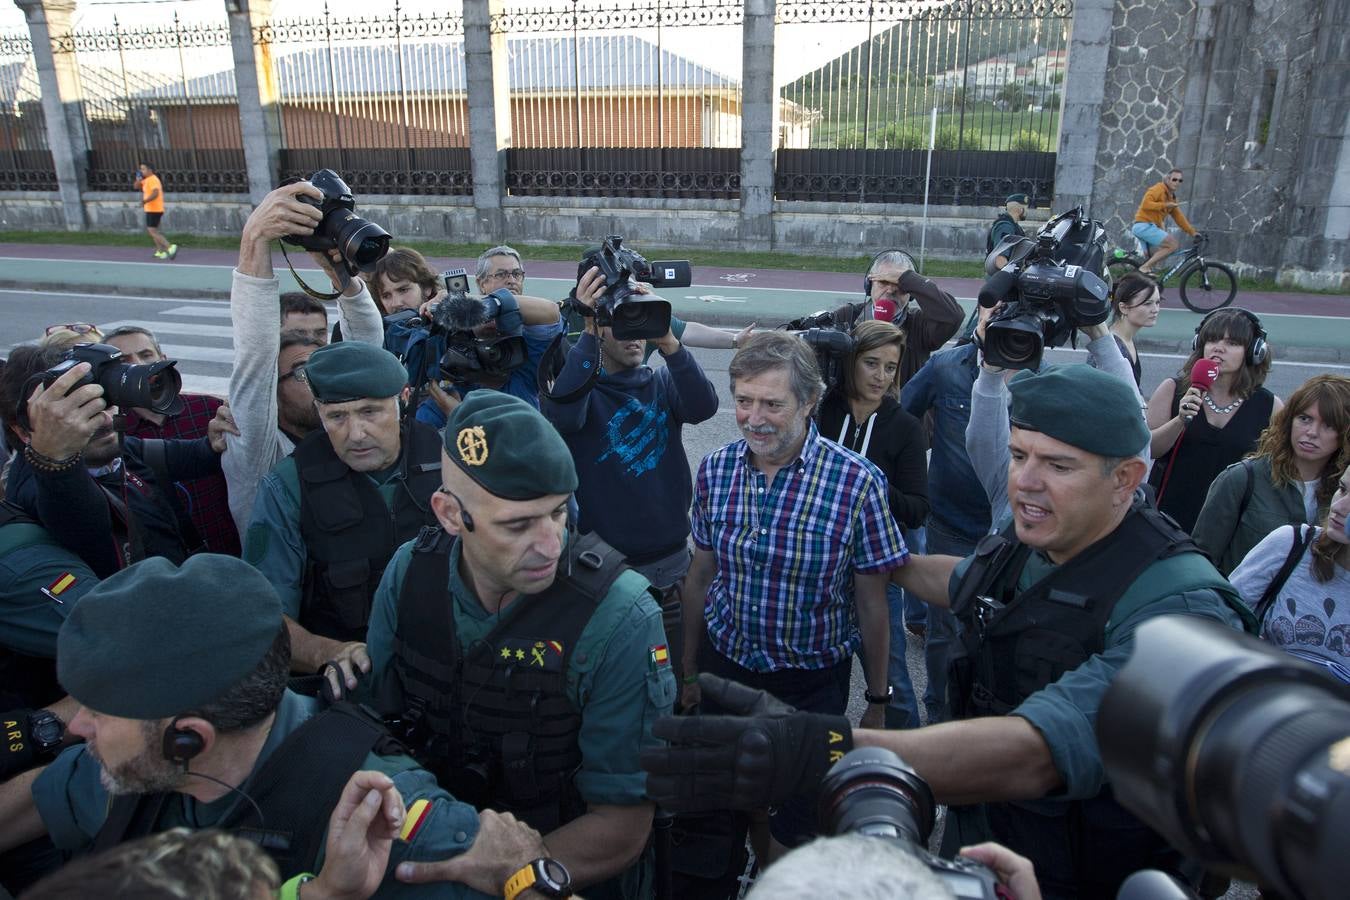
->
xmin=65 ymin=13 xmax=245 ymax=193
xmin=256 ymin=3 xmax=472 ymax=197
xmin=0 ymin=29 xmax=57 ymax=191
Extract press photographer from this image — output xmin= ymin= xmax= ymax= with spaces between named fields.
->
xmin=645 ymin=364 xmax=1255 ymax=900
xmin=977 ymin=206 xmax=1110 ymax=371
xmin=0 ymin=343 xmax=225 ymax=578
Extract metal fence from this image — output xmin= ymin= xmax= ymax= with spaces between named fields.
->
xmin=774 ymin=0 xmax=1072 ymax=204
xmin=259 ymin=3 xmax=472 ymax=196
xmin=0 ymin=30 xmax=57 ymax=191
xmin=62 ymin=14 xmax=245 ymax=194
xmin=493 ymin=0 xmax=744 ymax=199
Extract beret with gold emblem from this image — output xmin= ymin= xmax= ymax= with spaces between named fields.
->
xmin=444 ymin=391 xmax=578 ymax=500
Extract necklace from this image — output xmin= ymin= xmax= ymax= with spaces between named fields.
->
xmin=1203 ymin=392 xmax=1243 ymax=415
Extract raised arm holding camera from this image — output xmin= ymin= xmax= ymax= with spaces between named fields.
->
xmin=225 ymin=179 xmax=386 ymax=534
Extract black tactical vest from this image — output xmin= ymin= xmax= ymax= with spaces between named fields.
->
xmin=294 ymin=420 xmax=442 ymax=643
xmin=0 ymin=503 xmax=64 ymax=710
xmin=90 ymin=703 xmax=403 ymax=880
xmin=390 ymin=528 xmax=630 ymax=833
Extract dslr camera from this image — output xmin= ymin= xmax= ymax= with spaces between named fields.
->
xmin=281 ymin=169 xmax=391 ymax=275
xmin=577 ymin=236 xmax=691 ymax=340
xmin=820 ymin=747 xmax=1005 ymax=899
xmin=780 ymin=309 xmax=855 ymax=394
xmin=979 ymin=206 xmax=1110 ymax=370
xmin=16 ymin=343 xmax=181 ymax=431
xmin=1100 ymin=615 xmax=1350 ymax=900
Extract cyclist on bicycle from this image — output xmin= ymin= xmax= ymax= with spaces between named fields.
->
xmin=1132 ymin=168 xmax=1198 ymax=274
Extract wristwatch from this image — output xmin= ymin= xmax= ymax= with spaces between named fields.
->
xmin=503 ymin=857 xmax=572 ymax=900
xmin=863 ymin=685 xmax=894 ymax=705
xmin=27 ymin=709 xmax=65 ymax=759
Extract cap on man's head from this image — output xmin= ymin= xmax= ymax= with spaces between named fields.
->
xmin=444 ymin=391 xmax=577 ymax=501
xmin=305 ymin=340 xmax=407 ymax=403
xmin=1006 ymin=193 xmax=1030 ymax=206
xmin=57 ymin=555 xmax=283 ymax=719
xmin=1009 ymin=364 xmax=1149 ymax=458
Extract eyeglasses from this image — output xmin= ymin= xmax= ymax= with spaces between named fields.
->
xmin=280 ymin=362 xmax=309 ymax=384
xmin=45 ymin=322 xmax=100 ymax=336
xmin=487 ymin=268 xmax=525 ymax=281
xmin=1169 ymin=177 xmax=1184 ymax=183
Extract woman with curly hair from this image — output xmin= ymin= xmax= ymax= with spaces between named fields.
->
xmin=1145 ymin=307 xmax=1281 ymax=531
xmin=1193 ymin=374 xmax=1350 ymax=574
xmin=1229 ymin=465 xmax=1350 ymax=683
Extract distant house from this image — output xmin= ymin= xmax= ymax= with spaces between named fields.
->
xmin=120 ymin=34 xmax=812 ymax=150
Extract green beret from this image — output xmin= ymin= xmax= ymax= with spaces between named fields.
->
xmin=57 ymin=555 xmax=283 ymax=719
xmin=305 ymin=340 xmax=407 ymax=403
xmin=1006 ymin=193 xmax=1030 ymax=206
xmin=444 ymin=391 xmax=578 ymax=500
xmin=1009 ymin=364 xmax=1149 ymax=458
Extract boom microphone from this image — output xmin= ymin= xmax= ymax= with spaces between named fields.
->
xmin=977 ymin=268 xmax=1018 ymax=309
xmin=1185 ymin=358 xmax=1219 ymax=422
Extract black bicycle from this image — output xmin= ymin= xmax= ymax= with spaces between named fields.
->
xmin=1107 ymin=233 xmax=1238 ymax=313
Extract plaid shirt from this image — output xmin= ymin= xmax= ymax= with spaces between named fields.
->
xmin=123 ymin=394 xmax=241 ymax=556
xmin=691 ymin=422 xmax=909 ymax=672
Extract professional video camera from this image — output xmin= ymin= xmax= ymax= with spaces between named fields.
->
xmin=1100 ymin=615 xmax=1350 ymax=900
xmin=978 ymin=206 xmax=1110 ymax=370
xmin=576 ymin=235 xmax=691 ymax=340
xmin=819 ymin=747 xmax=1005 ymax=899
xmin=280 ymin=168 xmax=391 ymax=276
xmin=16 ymin=343 xmax=181 ymax=431
xmin=779 ymin=309 xmax=855 ymax=392
xmin=385 ymin=269 xmax=527 ymax=390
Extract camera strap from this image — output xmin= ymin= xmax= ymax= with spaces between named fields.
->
xmin=537 ymin=298 xmax=604 ymax=405
xmin=278 ymin=242 xmax=344 ymax=302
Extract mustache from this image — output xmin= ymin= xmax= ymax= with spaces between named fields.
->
xmin=742 ymin=424 xmax=778 ymax=435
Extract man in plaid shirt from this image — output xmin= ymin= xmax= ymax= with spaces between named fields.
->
xmin=105 ymin=327 xmax=240 ymax=556
xmin=679 ymin=331 xmax=908 ymax=852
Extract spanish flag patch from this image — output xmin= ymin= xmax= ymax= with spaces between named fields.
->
xmin=399 ymin=798 xmax=432 ymax=842
xmin=41 ymin=573 xmax=77 ymax=603
xmin=649 ymin=644 xmax=670 ymax=671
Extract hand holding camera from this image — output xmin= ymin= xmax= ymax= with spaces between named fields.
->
xmin=23 ymin=363 xmax=112 ymax=461
xmin=243 ymin=182 xmax=324 ymax=245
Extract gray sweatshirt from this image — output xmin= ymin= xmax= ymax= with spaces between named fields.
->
xmin=223 ymin=269 xmax=384 ymax=533
xmin=965 ymin=334 xmax=1149 ymax=526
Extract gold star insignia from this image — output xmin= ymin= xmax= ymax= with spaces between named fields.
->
xmin=515 ymin=648 xmax=526 ymax=661
xmin=500 ymin=647 xmax=512 ymax=659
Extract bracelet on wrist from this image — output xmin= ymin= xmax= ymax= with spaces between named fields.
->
xmin=863 ymin=685 xmax=894 ymax=705
xmin=23 ymin=444 xmax=83 ymax=473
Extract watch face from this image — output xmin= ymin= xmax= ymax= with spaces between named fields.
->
xmin=30 ymin=713 xmax=63 ymax=747
xmin=538 ymin=858 xmax=570 ymax=892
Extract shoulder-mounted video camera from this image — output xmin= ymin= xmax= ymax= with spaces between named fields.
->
xmin=978 ymin=206 xmax=1110 ymax=370
xmin=572 ymin=235 xmax=691 ymax=340
xmin=394 ymin=269 xmax=527 ymax=386
xmin=779 ymin=309 xmax=855 ymax=394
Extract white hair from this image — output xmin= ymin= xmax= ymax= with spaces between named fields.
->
xmin=746 ymin=834 xmax=957 ymax=900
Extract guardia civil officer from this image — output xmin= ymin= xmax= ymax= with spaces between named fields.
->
xmin=643 ymin=365 xmax=1255 ymax=900
xmin=361 ymin=391 xmax=675 ymax=898
xmin=243 ymin=341 xmax=442 ymax=685
xmin=0 ymin=554 xmax=560 ymax=899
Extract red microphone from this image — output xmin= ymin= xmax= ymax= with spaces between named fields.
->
xmin=1186 ymin=359 xmax=1219 ymax=422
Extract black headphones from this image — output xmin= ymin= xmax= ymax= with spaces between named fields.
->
xmin=1191 ymin=307 xmax=1268 ymax=366
xmin=162 ymin=717 xmax=205 ymax=764
xmin=862 ymin=249 xmax=917 ymax=297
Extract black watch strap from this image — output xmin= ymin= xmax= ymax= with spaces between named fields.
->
xmin=863 ymin=685 xmax=894 ymax=704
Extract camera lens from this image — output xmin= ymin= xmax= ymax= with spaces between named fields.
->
xmin=983 ymin=315 xmax=1045 ymax=370
xmin=609 ymin=296 xmax=672 ymax=341
xmin=334 ymin=214 xmax=390 ymax=272
xmin=102 ymin=359 xmax=182 ymax=414
xmin=819 ymin=747 xmax=935 ymax=846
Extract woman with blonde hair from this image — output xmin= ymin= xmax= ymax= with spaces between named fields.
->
xmin=1193 ymin=374 xmax=1350 ymax=574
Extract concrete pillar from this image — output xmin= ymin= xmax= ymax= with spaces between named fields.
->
xmin=15 ymin=0 xmax=88 ymax=229
xmin=225 ymin=0 xmax=282 ymax=205
xmin=738 ymin=0 xmax=775 ymax=249
xmin=463 ymin=0 xmax=511 ymax=242
xmin=1052 ymin=0 xmax=1113 ymax=216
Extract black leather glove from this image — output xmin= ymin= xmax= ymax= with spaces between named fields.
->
xmin=640 ymin=673 xmax=852 ymax=813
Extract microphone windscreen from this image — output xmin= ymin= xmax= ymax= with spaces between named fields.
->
xmin=1189 ymin=358 xmax=1219 ymax=392
xmin=872 ymin=298 xmax=898 ymax=323
xmin=434 ymin=292 xmax=488 ymax=333
xmin=978 ymin=269 xmax=1018 ymax=308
